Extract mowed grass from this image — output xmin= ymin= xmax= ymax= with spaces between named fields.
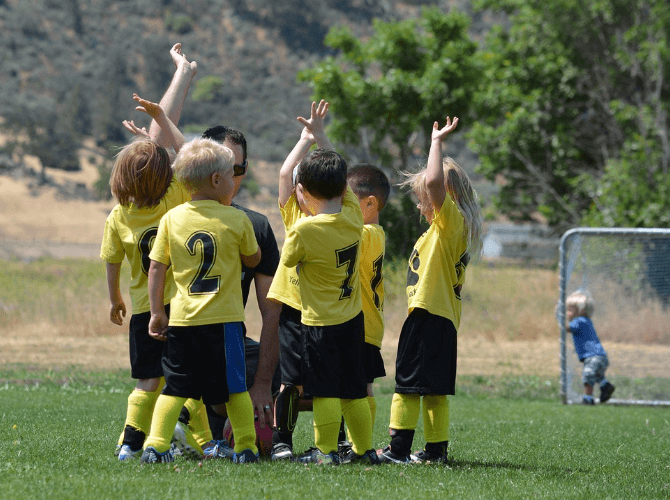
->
xmin=0 ymin=369 xmax=669 ymax=500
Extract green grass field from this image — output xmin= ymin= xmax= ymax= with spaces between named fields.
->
xmin=1 ymin=368 xmax=668 ymax=500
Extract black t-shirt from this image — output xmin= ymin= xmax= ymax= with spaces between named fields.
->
xmin=231 ymin=201 xmax=280 ymax=308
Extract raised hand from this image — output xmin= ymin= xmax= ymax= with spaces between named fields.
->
xmin=297 ymin=100 xmax=329 ymax=139
xmin=122 ymin=119 xmax=150 ymax=138
xmin=170 ymin=42 xmax=197 ymax=74
xmin=431 ymin=116 xmax=459 ymax=143
xmin=133 ymin=93 xmax=164 ymax=120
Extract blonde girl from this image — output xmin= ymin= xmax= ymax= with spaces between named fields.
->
xmin=378 ymin=116 xmax=482 ymax=464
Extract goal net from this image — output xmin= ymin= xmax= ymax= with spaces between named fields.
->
xmin=558 ymin=228 xmax=670 ymax=406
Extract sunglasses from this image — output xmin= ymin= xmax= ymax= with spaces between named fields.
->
xmin=233 ymin=160 xmax=248 ymax=177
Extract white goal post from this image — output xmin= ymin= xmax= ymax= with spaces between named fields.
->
xmin=558 ymin=227 xmax=670 ymax=406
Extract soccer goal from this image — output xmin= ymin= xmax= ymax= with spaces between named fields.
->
xmin=558 ymin=228 xmax=670 ymax=406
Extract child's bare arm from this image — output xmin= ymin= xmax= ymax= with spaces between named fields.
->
xmin=296 ymin=100 xmax=334 ymax=150
xmin=148 ymin=260 xmax=169 ymax=341
xmin=241 ymin=247 xmax=262 ymax=269
xmin=426 ymin=116 xmax=459 ymax=212
xmin=133 ymin=93 xmax=185 ymax=152
xmin=122 ymin=120 xmax=150 ymax=139
xmin=105 ymin=262 xmax=126 ymax=326
xmin=148 ymin=43 xmax=197 ymax=146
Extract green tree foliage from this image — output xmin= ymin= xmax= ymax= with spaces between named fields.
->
xmin=298 ymin=7 xmax=479 ymax=258
xmin=470 ymin=0 xmax=670 ymax=230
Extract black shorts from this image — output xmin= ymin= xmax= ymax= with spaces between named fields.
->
xmin=395 ymin=308 xmax=457 ymax=396
xmin=363 ymin=342 xmax=386 ymax=384
xmin=128 ymin=305 xmax=169 ymax=380
xmin=162 ymin=322 xmax=246 ymax=406
xmin=302 ymin=312 xmax=367 ymax=399
xmin=278 ymin=304 xmax=303 ymax=386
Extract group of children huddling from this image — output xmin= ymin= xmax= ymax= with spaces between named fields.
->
xmin=102 ymin=53 xmax=485 ymax=465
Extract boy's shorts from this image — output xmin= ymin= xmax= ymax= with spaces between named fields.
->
xmin=582 ymin=355 xmax=608 ymax=386
xmin=128 ymin=304 xmax=170 ymax=380
xmin=302 ymin=311 xmax=367 ymax=400
xmin=278 ymin=304 xmax=303 ymax=386
xmin=162 ymin=322 xmax=246 ymax=406
xmin=363 ymin=342 xmax=386 ymax=384
xmin=395 ymin=308 xmax=457 ymax=396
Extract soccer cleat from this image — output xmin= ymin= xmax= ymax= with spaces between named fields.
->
xmin=270 ymin=442 xmax=295 ymax=461
xmin=118 ymin=444 xmax=142 ymax=461
xmin=297 ymin=447 xmax=340 ymax=465
xmin=410 ymin=448 xmax=448 ymax=464
xmin=141 ymin=446 xmax=175 ymax=464
xmin=203 ymin=439 xmax=235 ymax=460
xmin=337 ymin=440 xmax=352 ymax=461
xmin=600 ymin=382 xmax=615 ymax=403
xmin=114 ymin=444 xmax=122 ymax=457
xmin=171 ymin=421 xmax=203 ymax=459
xmin=232 ymin=449 xmax=259 ymax=464
xmin=340 ymin=448 xmax=381 ymax=465
xmin=582 ymin=395 xmax=595 ymax=405
xmin=377 ymin=446 xmax=411 ymax=464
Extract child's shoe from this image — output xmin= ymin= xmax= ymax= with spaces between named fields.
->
xmin=410 ymin=448 xmax=448 ymax=464
xmin=600 ymin=382 xmax=615 ymax=403
xmin=171 ymin=421 xmax=203 ymax=459
xmin=232 ymin=449 xmax=259 ymax=463
xmin=270 ymin=442 xmax=295 ymax=461
xmin=118 ymin=444 xmax=142 ymax=461
xmin=141 ymin=446 xmax=175 ymax=464
xmin=337 ymin=440 xmax=352 ymax=461
xmin=114 ymin=444 xmax=122 ymax=457
xmin=582 ymin=395 xmax=595 ymax=405
xmin=340 ymin=448 xmax=381 ymax=465
xmin=202 ymin=439 xmax=234 ymax=459
xmin=297 ymin=447 xmax=340 ymax=465
xmin=377 ymin=446 xmax=411 ymax=464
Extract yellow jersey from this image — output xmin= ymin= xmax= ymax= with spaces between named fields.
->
xmin=100 ymin=178 xmax=190 ymax=314
xmin=149 ymin=200 xmax=259 ymax=326
xmin=281 ymin=187 xmax=364 ymax=326
xmin=406 ymin=195 xmax=468 ymax=330
xmin=359 ymin=224 xmax=385 ymax=348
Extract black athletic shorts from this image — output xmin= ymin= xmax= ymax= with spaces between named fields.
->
xmin=128 ymin=304 xmax=169 ymax=380
xmin=302 ymin=312 xmax=367 ymax=399
xmin=394 ymin=308 xmax=457 ymax=396
xmin=162 ymin=322 xmax=246 ymax=406
xmin=363 ymin=342 xmax=386 ymax=384
xmin=278 ymin=304 xmax=303 ymax=386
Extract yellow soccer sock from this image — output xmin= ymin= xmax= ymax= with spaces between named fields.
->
xmin=185 ymin=398 xmax=212 ymax=447
xmin=368 ymin=396 xmax=377 ymax=433
xmin=312 ymin=397 xmax=341 ymax=455
xmin=125 ymin=387 xmax=160 ymax=438
xmin=389 ymin=393 xmax=421 ymax=430
xmin=144 ymin=394 xmax=187 ymax=453
xmin=226 ymin=392 xmax=257 ymax=454
xmin=341 ymin=398 xmax=372 ymax=454
xmin=422 ymin=395 xmax=449 ymax=443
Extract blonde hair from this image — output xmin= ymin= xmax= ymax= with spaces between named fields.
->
xmin=401 ymin=157 xmax=483 ymax=261
xmin=109 ymin=138 xmax=172 ymax=208
xmin=566 ymin=291 xmax=594 ymax=318
xmin=172 ymin=138 xmax=234 ymax=192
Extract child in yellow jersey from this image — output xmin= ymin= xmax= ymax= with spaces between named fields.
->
xmin=279 ymin=139 xmax=380 ymax=465
xmin=141 ymin=138 xmax=262 ymax=464
xmin=378 ymin=117 xmax=483 ymax=465
xmin=339 ymin=164 xmax=390 ymax=462
xmin=100 ymin=95 xmax=191 ymax=461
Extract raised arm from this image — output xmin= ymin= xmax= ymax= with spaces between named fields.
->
xmin=278 ymin=100 xmax=331 ymax=207
xmin=133 ymin=94 xmax=185 ymax=152
xmin=426 ymin=116 xmax=459 ymax=212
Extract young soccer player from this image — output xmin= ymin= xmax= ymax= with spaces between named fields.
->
xmin=267 ymin=100 xmax=332 ymax=461
xmin=101 ymin=95 xmax=190 ymax=461
xmin=141 ymin=138 xmax=262 ymax=464
xmin=566 ymin=291 xmax=615 ymax=404
xmin=378 ymin=116 xmax=483 ymax=464
xmin=339 ymin=164 xmax=390 ymax=463
xmin=277 ymin=122 xmax=379 ymax=465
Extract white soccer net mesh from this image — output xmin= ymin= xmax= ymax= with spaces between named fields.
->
xmin=558 ymin=228 xmax=670 ymax=405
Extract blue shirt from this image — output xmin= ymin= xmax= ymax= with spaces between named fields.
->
xmin=569 ymin=316 xmax=607 ymax=361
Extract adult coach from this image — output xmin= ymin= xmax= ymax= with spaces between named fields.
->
xmin=149 ymin=44 xmax=281 ymax=430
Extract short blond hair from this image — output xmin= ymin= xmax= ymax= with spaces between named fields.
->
xmin=566 ymin=291 xmax=594 ymax=318
xmin=172 ymin=138 xmax=234 ymax=192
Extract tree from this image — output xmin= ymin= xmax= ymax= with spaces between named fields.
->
xmin=469 ymin=0 xmax=670 ymax=231
xmin=298 ymin=6 xmax=479 ymax=258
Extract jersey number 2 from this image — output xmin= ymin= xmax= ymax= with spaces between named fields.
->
xmin=185 ymin=231 xmax=220 ymax=295
xmin=335 ymin=242 xmax=359 ymax=300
